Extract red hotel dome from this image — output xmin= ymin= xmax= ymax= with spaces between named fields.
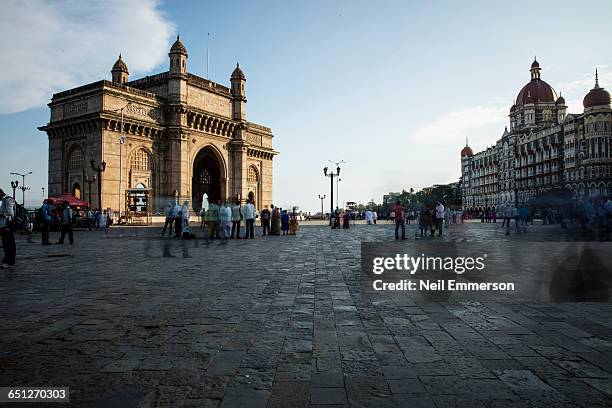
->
xmin=583 ymin=70 xmax=611 ymax=108
xmin=461 ymin=145 xmax=474 ymax=157
xmin=515 ymin=59 xmax=557 ymax=105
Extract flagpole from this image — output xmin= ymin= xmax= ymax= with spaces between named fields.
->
xmin=207 ymin=32 xmax=210 ymax=79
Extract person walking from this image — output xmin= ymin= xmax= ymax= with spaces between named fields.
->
xmin=243 ymin=199 xmax=256 ymax=239
xmin=231 ymin=199 xmax=243 ymax=239
xmin=260 ymin=205 xmax=271 ymax=236
xmin=435 ymin=201 xmax=445 ymax=236
xmin=40 ymin=199 xmax=53 ymax=245
xmin=162 ymin=203 xmax=175 ymax=236
xmin=0 ymin=189 xmax=17 ymax=269
xmin=518 ymin=204 xmax=529 ymax=233
xmin=372 ymin=210 xmax=378 ymax=225
xmin=394 ymin=200 xmax=406 ymax=240
xmin=57 ymin=201 xmax=74 ymax=245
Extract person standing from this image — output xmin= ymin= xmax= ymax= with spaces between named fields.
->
xmin=365 ymin=209 xmax=373 ymax=225
xmin=208 ymin=201 xmax=219 ymax=238
xmin=0 ymin=189 xmax=16 ymax=269
xmin=57 ymin=201 xmax=74 ymax=245
xmin=289 ymin=207 xmax=299 ymax=235
xmin=260 ymin=205 xmax=271 ymax=236
xmin=243 ymin=199 xmax=256 ymax=239
xmin=40 ymin=199 xmax=53 ymax=245
xmin=393 ymin=201 xmax=406 ymax=239
xmin=220 ymin=201 xmax=232 ymax=239
xmin=418 ymin=205 xmax=429 ymax=238
xmin=343 ymin=211 xmax=350 ymax=229
xmin=270 ymin=205 xmax=281 ymax=235
xmin=435 ymin=201 xmax=445 ymax=236
xmin=372 ymin=210 xmax=378 ymax=225
xmin=86 ymin=208 xmax=95 ymax=231
xmin=281 ymin=209 xmax=289 ymax=235
xmin=231 ymin=200 xmax=243 ymax=239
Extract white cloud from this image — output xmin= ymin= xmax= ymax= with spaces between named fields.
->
xmin=410 ymin=105 xmax=508 ymax=148
xmin=0 ymin=0 xmax=175 ymax=114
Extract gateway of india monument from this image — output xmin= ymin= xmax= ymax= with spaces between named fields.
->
xmin=39 ymin=36 xmax=277 ymax=215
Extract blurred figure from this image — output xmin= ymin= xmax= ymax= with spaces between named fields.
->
xmin=365 ymin=209 xmax=373 ymax=225
xmin=220 ymin=201 xmax=232 ymax=239
xmin=162 ymin=203 xmax=175 ymax=236
xmin=0 ymin=188 xmax=16 ymax=269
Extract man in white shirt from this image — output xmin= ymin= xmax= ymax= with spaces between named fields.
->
xmin=435 ymin=202 xmax=445 ymax=236
xmin=242 ymin=199 xmax=256 ymax=239
xmin=365 ymin=209 xmax=373 ymax=225
xmin=220 ymin=202 xmax=232 ymax=239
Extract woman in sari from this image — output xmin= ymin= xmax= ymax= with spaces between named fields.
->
xmin=289 ymin=208 xmax=299 ymax=235
xmin=271 ymin=206 xmax=281 ymax=235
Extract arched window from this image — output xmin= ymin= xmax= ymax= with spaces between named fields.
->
xmin=68 ymin=146 xmax=84 ymax=169
xmin=130 ymin=148 xmax=151 ymax=171
xmin=247 ymin=166 xmax=258 ymax=183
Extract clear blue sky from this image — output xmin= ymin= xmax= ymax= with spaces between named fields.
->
xmin=2 ymin=0 xmax=612 ymax=211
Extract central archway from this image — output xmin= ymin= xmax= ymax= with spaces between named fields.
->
xmin=192 ymin=147 xmax=223 ymax=211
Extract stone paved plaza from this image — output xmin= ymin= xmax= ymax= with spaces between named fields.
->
xmin=1 ymin=222 xmax=612 ymax=407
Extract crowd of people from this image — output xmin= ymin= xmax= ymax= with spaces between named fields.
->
xmin=162 ymin=199 xmax=301 ymax=240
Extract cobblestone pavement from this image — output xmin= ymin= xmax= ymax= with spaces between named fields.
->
xmin=1 ymin=222 xmax=612 ymax=407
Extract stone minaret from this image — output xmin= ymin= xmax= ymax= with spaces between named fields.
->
xmin=168 ymin=35 xmax=188 ymax=103
xmin=111 ymin=54 xmax=129 ymax=84
xmin=231 ymin=63 xmax=247 ymax=121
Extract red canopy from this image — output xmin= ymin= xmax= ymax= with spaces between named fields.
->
xmin=47 ymin=194 xmax=90 ymax=208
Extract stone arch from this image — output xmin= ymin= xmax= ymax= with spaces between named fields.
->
xmin=192 ymin=144 xmax=227 ymax=211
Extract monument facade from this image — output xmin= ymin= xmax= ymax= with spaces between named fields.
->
xmin=39 ymin=36 xmax=277 ymax=213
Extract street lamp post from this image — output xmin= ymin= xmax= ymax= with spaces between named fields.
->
xmin=337 ymin=178 xmax=342 ymax=210
xmin=10 ymin=181 xmax=18 ymax=200
xmin=10 ymin=171 xmax=32 ymax=206
xmin=90 ymin=160 xmax=106 ymax=211
xmin=42 ymin=187 xmax=45 ymax=200
xmin=84 ymin=174 xmax=96 ymax=209
xmin=323 ymin=161 xmax=344 ymax=221
xmin=113 ymin=102 xmax=132 ymax=220
xmin=326 ymin=160 xmax=346 ymax=210
xmin=318 ymin=194 xmax=326 ymax=219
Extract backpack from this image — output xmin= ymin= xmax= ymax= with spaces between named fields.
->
xmin=261 ymin=209 xmax=270 ymax=221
